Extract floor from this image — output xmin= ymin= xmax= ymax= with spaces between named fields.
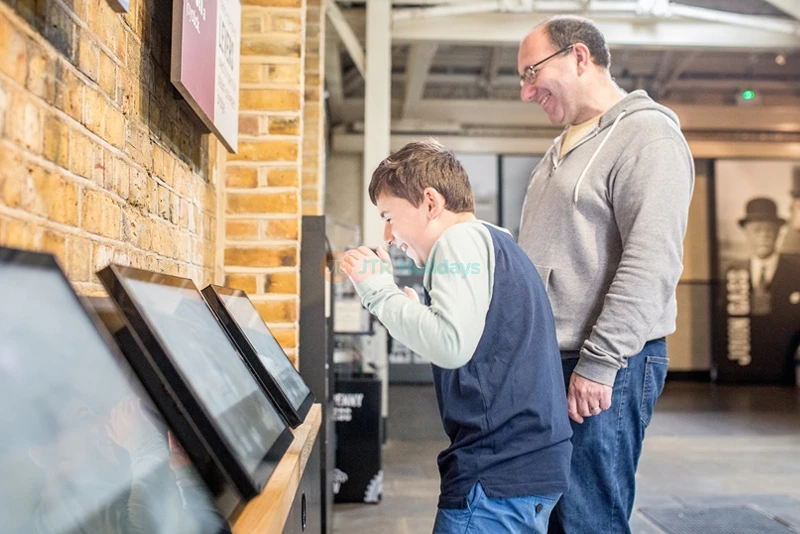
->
xmin=333 ymin=382 xmax=800 ymax=534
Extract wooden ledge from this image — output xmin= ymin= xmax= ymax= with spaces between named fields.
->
xmin=231 ymin=404 xmax=322 ymax=534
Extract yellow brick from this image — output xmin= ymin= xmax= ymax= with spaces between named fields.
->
xmin=129 ymin=169 xmax=147 ymax=208
xmin=26 ymin=41 xmax=55 ymax=103
xmin=239 ymin=115 xmax=260 ymax=136
xmin=0 ymin=16 xmax=27 ymax=84
xmin=226 ymin=220 xmax=259 ymax=240
xmin=253 ymin=299 xmax=298 ymax=323
xmin=224 ymin=274 xmax=258 ymax=294
xmin=244 ymin=0 xmax=302 ymax=7
xmin=55 ymin=63 xmax=83 ymax=122
xmin=113 ymin=157 xmax=130 ymax=199
xmin=241 ymin=37 xmax=301 ymax=58
xmin=104 ymin=106 xmax=125 ymax=149
xmin=269 ymin=116 xmax=300 ymax=135
xmin=228 ymin=141 xmax=298 ymax=162
xmin=271 ymin=14 xmax=302 ymax=33
xmin=264 ymin=219 xmax=298 ymax=240
xmin=240 ymin=64 xmax=263 ymax=84
xmin=226 ymin=166 xmax=259 ymax=188
xmin=302 ymin=204 xmax=320 ymax=216
xmin=68 ymin=132 xmax=95 ymax=179
xmin=99 ymin=52 xmax=117 ymax=98
xmin=158 ymin=184 xmax=170 ymax=220
xmin=304 ymin=74 xmax=321 ymax=100
xmin=6 ymin=92 xmax=42 ymax=155
xmin=43 ymin=114 xmax=70 ymax=168
xmin=31 ymin=168 xmax=79 ymax=226
xmin=4 ymin=219 xmax=37 ymax=250
xmin=268 ymin=63 xmax=301 ymax=84
xmin=264 ymin=272 xmax=297 ymax=294
xmin=78 ymin=34 xmax=99 ymax=82
xmin=227 ymin=192 xmax=297 ymax=214
xmin=271 ymin=327 xmax=298 ymax=349
xmin=241 ymin=89 xmax=300 ymax=112
xmin=303 ymin=170 xmax=320 ymax=187
xmin=302 ymin=188 xmax=320 ymax=202
xmin=81 ymin=189 xmax=121 ymax=239
xmin=241 ymin=11 xmax=264 ymax=33
xmin=83 ymin=89 xmax=106 ymax=137
xmin=41 ymin=229 xmax=67 ymax=264
xmin=0 ymin=146 xmax=24 ymax=208
xmin=224 ymin=245 xmax=297 ymax=268
xmin=120 ymin=71 xmax=142 ymax=117
xmin=305 ymin=56 xmax=320 ymax=74
xmin=268 ymin=168 xmax=299 ymax=187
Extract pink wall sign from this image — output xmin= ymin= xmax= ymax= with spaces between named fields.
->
xmin=171 ymin=0 xmax=241 ymax=153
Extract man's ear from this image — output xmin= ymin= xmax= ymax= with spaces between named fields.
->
xmin=574 ymin=42 xmax=592 ymax=75
xmin=423 ymin=187 xmax=445 ymax=218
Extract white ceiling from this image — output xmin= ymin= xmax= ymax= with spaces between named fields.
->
xmin=327 ymin=0 xmax=800 ymax=133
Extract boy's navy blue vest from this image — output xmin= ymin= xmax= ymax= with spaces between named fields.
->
xmin=425 ymin=224 xmax=572 ymax=508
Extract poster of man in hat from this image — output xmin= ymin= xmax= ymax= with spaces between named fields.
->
xmin=713 ymin=160 xmax=800 ymax=384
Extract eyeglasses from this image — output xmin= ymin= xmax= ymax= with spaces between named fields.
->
xmin=519 ymin=44 xmax=574 ymax=88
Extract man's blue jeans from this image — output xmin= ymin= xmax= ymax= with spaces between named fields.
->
xmin=549 ymin=339 xmax=668 ymax=534
xmin=434 ymin=482 xmax=560 ymax=534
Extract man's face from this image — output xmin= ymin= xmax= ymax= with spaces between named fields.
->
xmin=518 ymin=28 xmax=578 ymax=125
xmin=743 ymin=221 xmax=781 ymax=259
xmin=377 ymin=194 xmax=431 ymax=265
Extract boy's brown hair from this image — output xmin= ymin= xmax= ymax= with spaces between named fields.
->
xmin=368 ymin=139 xmax=475 ymax=213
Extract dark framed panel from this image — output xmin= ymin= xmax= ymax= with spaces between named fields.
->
xmin=97 ymin=265 xmax=293 ymax=501
xmin=709 ymin=159 xmax=800 ymax=384
xmin=202 ymin=285 xmax=314 ymax=428
xmin=0 ymin=247 xmax=230 ymax=534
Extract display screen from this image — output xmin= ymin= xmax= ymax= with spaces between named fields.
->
xmin=218 ymin=292 xmax=311 ymax=411
xmin=115 ymin=271 xmax=287 ymax=476
xmin=0 ymin=257 xmax=229 ymax=534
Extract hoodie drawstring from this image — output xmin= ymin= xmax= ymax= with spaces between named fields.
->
xmin=572 ymin=110 xmax=628 ymax=205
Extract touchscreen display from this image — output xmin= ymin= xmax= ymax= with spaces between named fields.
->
xmin=219 ymin=292 xmax=311 ymax=410
xmin=117 ymin=272 xmax=287 ymax=475
xmin=0 ymin=259 xmax=229 ymax=534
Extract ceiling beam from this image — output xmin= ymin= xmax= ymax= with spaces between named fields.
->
xmin=327 ymin=0 xmax=366 ymax=77
xmin=335 ymin=99 xmax=800 ymax=132
xmin=391 ymin=12 xmax=800 ymax=49
xmin=762 ymin=0 xmax=800 ymax=21
xmin=655 ymin=51 xmax=700 ymax=100
xmin=403 ymin=43 xmax=438 ymax=119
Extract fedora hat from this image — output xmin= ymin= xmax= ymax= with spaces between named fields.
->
xmin=792 ymin=166 xmax=800 ymax=198
xmin=738 ymin=197 xmax=786 ymax=227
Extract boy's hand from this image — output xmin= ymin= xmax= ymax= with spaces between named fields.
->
xmin=342 ymin=246 xmax=393 ymax=284
xmin=403 ymin=286 xmax=419 ymax=302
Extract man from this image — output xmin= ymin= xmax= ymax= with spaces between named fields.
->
xmin=732 ymin=197 xmax=800 ymax=383
xmin=343 ymin=140 xmax=572 ymax=533
xmin=516 ymin=16 xmax=694 ymax=533
xmin=781 ymin=167 xmax=800 ymax=254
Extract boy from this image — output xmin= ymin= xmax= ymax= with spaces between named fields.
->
xmin=341 ymin=140 xmax=571 ymax=533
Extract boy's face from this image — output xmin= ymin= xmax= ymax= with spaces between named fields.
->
xmin=377 ymin=194 xmax=433 ymax=264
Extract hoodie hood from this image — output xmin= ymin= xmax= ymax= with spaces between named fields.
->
xmin=566 ymin=90 xmax=683 ymax=205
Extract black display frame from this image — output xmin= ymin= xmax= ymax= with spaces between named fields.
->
xmin=0 ymin=247 xmax=232 ymax=531
xmin=97 ymin=264 xmax=294 ymax=501
xmin=202 ymin=284 xmax=314 ymax=428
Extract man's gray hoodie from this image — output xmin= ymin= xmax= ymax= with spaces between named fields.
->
xmin=518 ymin=90 xmax=695 ymax=386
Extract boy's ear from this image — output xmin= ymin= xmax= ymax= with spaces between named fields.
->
xmin=423 ymin=187 xmax=445 ymax=218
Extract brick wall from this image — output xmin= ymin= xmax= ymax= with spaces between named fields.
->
xmin=223 ymin=0 xmax=307 ymax=362
xmin=302 ymin=0 xmax=324 ymax=216
xmin=0 ymin=0 xmax=219 ymax=295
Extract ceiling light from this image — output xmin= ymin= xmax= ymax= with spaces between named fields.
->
xmin=775 ymin=54 xmax=786 ymax=66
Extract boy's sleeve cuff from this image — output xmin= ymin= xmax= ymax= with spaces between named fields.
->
xmin=354 ymin=273 xmax=396 ymax=299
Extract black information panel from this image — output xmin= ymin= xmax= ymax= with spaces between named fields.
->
xmin=97 ymin=265 xmax=293 ymax=501
xmin=203 ymin=285 xmax=314 ymax=428
xmin=0 ymin=248 xmax=230 ymax=534
xmin=332 ymin=376 xmax=382 ymax=504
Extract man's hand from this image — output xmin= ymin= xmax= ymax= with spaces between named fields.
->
xmin=568 ymin=373 xmax=613 ymax=424
xmin=342 ymin=246 xmax=393 ymax=284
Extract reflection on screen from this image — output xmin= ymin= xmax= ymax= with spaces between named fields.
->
xmin=220 ymin=294 xmax=310 ymax=409
xmin=121 ymin=276 xmax=286 ymax=476
xmin=0 ymin=263 xmax=228 ymax=534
